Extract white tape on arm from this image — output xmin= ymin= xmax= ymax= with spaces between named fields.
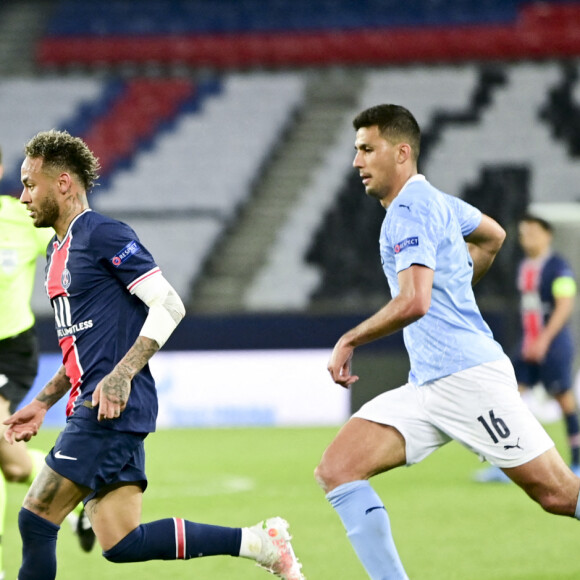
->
xmin=131 ymin=273 xmax=186 ymax=348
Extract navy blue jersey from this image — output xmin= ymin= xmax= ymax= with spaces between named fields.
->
xmin=45 ymin=210 xmax=160 ymax=433
xmin=518 ymin=252 xmax=575 ymax=355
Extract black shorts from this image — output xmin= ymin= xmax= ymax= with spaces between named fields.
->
xmin=0 ymin=327 xmax=39 ymax=413
xmin=46 ymin=416 xmax=148 ymax=504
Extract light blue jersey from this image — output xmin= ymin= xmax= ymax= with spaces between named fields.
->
xmin=380 ymin=175 xmax=505 ymax=385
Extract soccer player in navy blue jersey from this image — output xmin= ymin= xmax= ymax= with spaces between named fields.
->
xmin=314 ymin=105 xmax=580 ymax=579
xmin=4 ymin=130 xmax=304 ymax=580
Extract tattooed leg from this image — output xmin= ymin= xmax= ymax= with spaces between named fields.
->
xmin=23 ymin=465 xmax=89 ymax=525
xmin=18 ymin=467 xmax=89 ymax=579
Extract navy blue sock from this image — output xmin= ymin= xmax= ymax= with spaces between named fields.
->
xmin=103 ymin=518 xmax=242 ymax=562
xmin=564 ymin=412 xmax=580 ymax=465
xmin=18 ymin=507 xmax=60 ymax=580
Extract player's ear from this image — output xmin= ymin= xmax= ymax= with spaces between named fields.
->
xmin=397 ymin=143 xmax=412 ymax=164
xmin=57 ymin=171 xmax=73 ymax=194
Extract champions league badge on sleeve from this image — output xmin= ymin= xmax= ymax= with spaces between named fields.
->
xmin=394 ymin=236 xmax=419 ymax=254
xmin=111 ymin=241 xmax=141 ymax=267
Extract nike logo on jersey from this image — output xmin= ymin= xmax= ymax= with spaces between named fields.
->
xmin=54 ymin=450 xmax=78 ymax=461
xmin=365 ymin=506 xmax=386 ymax=515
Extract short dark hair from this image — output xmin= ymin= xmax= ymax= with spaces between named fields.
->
xmin=24 ymin=130 xmax=100 ymax=192
xmin=353 ymin=104 xmax=421 ymax=160
xmin=519 ymin=213 xmax=553 ymax=233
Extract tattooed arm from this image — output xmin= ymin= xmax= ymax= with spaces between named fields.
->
xmin=3 ymin=365 xmax=72 ymax=443
xmin=91 ymin=336 xmax=159 ymax=421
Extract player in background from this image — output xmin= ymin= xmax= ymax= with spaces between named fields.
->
xmin=4 ymin=130 xmax=304 ymax=580
xmin=0 ymin=145 xmax=96 ymax=577
xmin=475 ymin=214 xmax=579 ymax=483
xmin=314 ymin=104 xmax=580 ymax=579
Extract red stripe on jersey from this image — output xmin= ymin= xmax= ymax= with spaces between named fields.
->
xmin=522 ymin=266 xmax=537 ymax=293
xmin=174 ymin=518 xmax=186 ymax=559
xmin=47 ymin=234 xmax=84 ymax=416
xmin=127 ymin=267 xmax=161 ymax=292
xmin=46 ymin=236 xmax=72 ymax=299
xmin=60 ymin=335 xmax=83 ymax=417
xmin=519 ymin=260 xmax=543 ymax=349
xmin=522 ymin=311 xmax=542 ymax=348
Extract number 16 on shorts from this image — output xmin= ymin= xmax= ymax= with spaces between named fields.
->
xmin=478 ymin=410 xmax=510 ymax=444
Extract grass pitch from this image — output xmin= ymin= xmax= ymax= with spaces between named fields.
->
xmin=4 ymin=423 xmax=579 ymax=579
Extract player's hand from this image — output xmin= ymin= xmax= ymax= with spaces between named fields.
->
xmin=92 ymin=371 xmax=132 ymax=421
xmin=522 ymin=335 xmax=549 ymax=363
xmin=3 ymin=401 xmax=48 ymax=444
xmin=328 ymin=339 xmax=359 ymax=388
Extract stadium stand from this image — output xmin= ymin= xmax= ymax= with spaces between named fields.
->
xmin=541 ymin=62 xmax=580 ymax=157
xmin=82 ymin=77 xmax=197 ymax=179
xmin=0 ymin=77 xmax=106 ymax=195
xmin=298 ymin=61 xmax=580 ymax=316
xmin=244 ymin=110 xmax=362 ymax=311
xmin=95 ymin=73 xmax=305 ymax=219
xmin=427 ymin=62 xmax=580 ymax=204
xmin=36 ymin=1 xmax=580 ymax=68
xmin=7 ymin=71 xmax=306 ymax=315
xmin=2 ymin=0 xmax=580 ymax=323
xmin=92 ymin=72 xmax=305 ymax=303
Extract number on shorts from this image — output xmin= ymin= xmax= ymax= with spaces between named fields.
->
xmin=477 ymin=410 xmax=510 ymax=444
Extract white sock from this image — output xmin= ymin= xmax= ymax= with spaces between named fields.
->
xmin=239 ymin=527 xmax=262 ymax=559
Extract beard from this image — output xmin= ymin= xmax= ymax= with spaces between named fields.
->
xmin=32 ymin=193 xmax=60 ymax=228
xmin=364 ymin=185 xmax=383 ymax=201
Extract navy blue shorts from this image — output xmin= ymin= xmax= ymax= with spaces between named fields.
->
xmin=513 ymin=344 xmax=574 ymax=395
xmin=45 ymin=416 xmax=148 ymax=503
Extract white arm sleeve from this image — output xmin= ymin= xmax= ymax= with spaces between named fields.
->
xmin=130 ymin=273 xmax=186 ymax=348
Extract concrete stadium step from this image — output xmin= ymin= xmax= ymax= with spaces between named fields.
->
xmin=189 ymin=69 xmax=363 ymax=313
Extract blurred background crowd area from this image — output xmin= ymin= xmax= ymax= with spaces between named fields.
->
xmin=2 ymin=0 xmax=580 ymax=381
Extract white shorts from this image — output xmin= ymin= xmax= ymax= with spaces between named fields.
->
xmin=353 ymin=357 xmax=554 ymax=468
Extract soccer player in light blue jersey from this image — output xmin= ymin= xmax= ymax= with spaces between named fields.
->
xmin=315 ymin=104 xmax=580 ymax=579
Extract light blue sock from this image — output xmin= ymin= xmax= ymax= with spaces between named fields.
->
xmin=327 ymin=480 xmax=408 ymax=580
xmin=575 ymin=488 xmax=580 ymax=520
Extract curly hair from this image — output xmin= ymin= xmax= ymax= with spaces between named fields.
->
xmin=24 ymin=130 xmax=100 ymax=192
xmin=353 ymin=104 xmax=421 ymax=161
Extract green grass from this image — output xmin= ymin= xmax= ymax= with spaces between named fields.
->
xmin=3 ymin=423 xmax=579 ymax=579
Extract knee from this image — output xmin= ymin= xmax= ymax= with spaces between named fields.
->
xmin=314 ymin=461 xmax=341 ymax=494
xmin=103 ymin=541 xmax=126 ymax=563
xmin=2 ymin=462 xmax=31 ymax=483
xmin=103 ymin=548 xmax=123 ymax=564
xmin=102 ymin=526 xmax=142 ymax=563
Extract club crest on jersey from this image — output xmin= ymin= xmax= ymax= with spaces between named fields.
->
xmin=61 ymin=268 xmax=71 ymax=289
xmin=111 ymin=241 xmax=141 ymax=267
xmin=394 ymin=236 xmax=418 ymax=254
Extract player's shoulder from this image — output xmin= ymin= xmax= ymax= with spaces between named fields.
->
xmin=393 ymin=177 xmax=431 ymax=211
xmin=80 ymin=209 xmax=117 ymax=227
xmin=79 ymin=210 xmax=134 ymax=236
xmin=395 ymin=179 xmax=451 ymax=225
xmin=546 ymin=253 xmax=574 ymax=276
